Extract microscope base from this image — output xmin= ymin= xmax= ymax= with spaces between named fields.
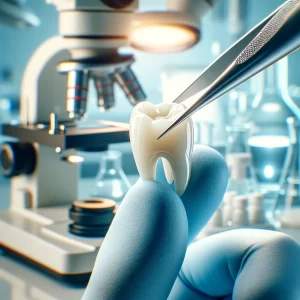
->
xmin=0 ymin=206 xmax=104 ymax=284
xmin=0 ymin=246 xmax=90 ymax=285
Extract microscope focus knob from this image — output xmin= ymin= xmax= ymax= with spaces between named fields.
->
xmin=101 ymin=0 xmax=135 ymax=9
xmin=0 ymin=142 xmax=36 ymax=178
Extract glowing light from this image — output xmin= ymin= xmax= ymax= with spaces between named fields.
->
xmin=264 ymin=165 xmax=275 ymax=179
xmin=55 ymin=147 xmax=62 ymax=153
xmin=62 ymin=155 xmax=84 ymax=164
xmin=248 ymin=135 xmax=289 ymax=148
xmin=109 ymin=169 xmax=116 ymax=175
xmin=261 ymin=103 xmax=281 ymax=112
xmin=130 ymin=24 xmax=198 ymax=53
xmin=112 ymin=180 xmax=123 ymax=198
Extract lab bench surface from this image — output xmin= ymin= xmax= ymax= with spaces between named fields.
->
xmin=1 ymin=179 xmax=300 ymax=300
xmin=0 ymin=177 xmax=140 ymax=300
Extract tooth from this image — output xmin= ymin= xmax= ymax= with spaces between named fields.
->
xmin=129 ymin=102 xmax=194 ymax=196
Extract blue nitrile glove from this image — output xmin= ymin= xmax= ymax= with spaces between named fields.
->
xmin=168 ymin=229 xmax=300 ymax=300
xmin=83 ymin=145 xmax=300 ymax=300
xmin=82 ymin=145 xmax=228 ymax=300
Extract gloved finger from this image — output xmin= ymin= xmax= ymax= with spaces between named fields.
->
xmin=156 ymin=145 xmax=229 ymax=243
xmin=168 ymin=229 xmax=300 ymax=300
xmin=83 ymin=180 xmax=188 ymax=300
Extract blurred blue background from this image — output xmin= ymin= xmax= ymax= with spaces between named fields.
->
xmin=0 ymin=0 xmax=299 ymax=177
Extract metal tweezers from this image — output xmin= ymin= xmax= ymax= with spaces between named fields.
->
xmin=158 ymin=0 xmax=300 ymax=139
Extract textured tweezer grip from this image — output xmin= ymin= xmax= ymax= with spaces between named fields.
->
xmin=236 ymin=0 xmax=300 ymax=64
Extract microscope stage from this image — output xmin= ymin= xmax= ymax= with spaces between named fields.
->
xmin=1 ymin=120 xmax=129 ymax=150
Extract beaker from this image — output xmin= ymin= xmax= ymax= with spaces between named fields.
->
xmin=91 ymin=150 xmax=131 ymax=204
xmin=273 ymin=117 xmax=300 ymax=227
xmin=248 ymin=135 xmax=289 ymax=183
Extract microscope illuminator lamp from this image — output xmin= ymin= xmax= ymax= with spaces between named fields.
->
xmin=130 ymin=0 xmax=219 ymax=53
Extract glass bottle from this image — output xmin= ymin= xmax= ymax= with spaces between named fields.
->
xmin=226 ymin=123 xmax=252 ymax=153
xmin=273 ymin=117 xmax=300 ymax=227
xmin=228 ymin=84 xmax=254 ymax=126
xmin=91 ymin=150 xmax=131 ymax=204
xmin=193 ymin=121 xmax=214 ymax=145
xmin=226 ymin=124 xmax=258 ymax=195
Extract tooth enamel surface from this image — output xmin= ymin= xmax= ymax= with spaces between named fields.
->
xmin=130 ymin=102 xmax=194 ymax=196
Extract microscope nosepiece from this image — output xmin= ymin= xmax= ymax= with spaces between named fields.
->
xmin=113 ymin=66 xmax=146 ymax=105
xmin=66 ymin=70 xmax=89 ymax=120
xmin=93 ymin=76 xmax=115 ymax=111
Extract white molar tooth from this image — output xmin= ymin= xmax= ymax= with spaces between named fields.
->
xmin=130 ymin=102 xmax=194 ymax=196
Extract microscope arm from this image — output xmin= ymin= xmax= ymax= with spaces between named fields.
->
xmin=20 ymin=36 xmax=70 ymax=124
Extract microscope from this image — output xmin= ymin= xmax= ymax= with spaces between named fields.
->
xmin=0 ymin=0 xmax=219 ymax=283
xmin=0 ymin=0 xmax=146 ymax=283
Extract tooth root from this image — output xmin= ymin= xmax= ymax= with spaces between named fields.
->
xmin=162 ymin=158 xmax=174 ymax=184
xmin=165 ymin=155 xmax=191 ymax=196
xmin=136 ymin=156 xmax=157 ymax=181
xmin=168 ymin=156 xmax=191 ymax=197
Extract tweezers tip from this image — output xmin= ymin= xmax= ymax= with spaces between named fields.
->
xmin=157 ymin=130 xmax=167 ymax=140
xmin=157 ymin=113 xmax=188 ymax=140
xmin=157 ymin=124 xmax=175 ymax=140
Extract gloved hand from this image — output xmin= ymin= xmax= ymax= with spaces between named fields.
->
xmin=82 ymin=145 xmax=300 ymax=300
xmin=168 ymin=229 xmax=300 ymax=300
xmin=83 ymin=145 xmax=228 ymax=299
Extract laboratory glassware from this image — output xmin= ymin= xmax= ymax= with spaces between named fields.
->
xmin=280 ymin=56 xmax=300 ymax=120
xmin=248 ymin=135 xmax=289 ymax=183
xmin=273 ymin=117 xmax=300 ymax=227
xmin=249 ymin=59 xmax=291 ymax=136
xmin=231 ymin=195 xmax=249 ymax=226
xmin=92 ymin=150 xmax=131 ymax=204
xmin=228 ymin=88 xmax=252 ymax=125
xmin=194 ymin=121 xmax=214 ymax=145
xmin=226 ymin=123 xmax=252 ymax=153
xmin=226 ymin=123 xmax=258 ymax=195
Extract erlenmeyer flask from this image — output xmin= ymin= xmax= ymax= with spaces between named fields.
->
xmin=274 ymin=117 xmax=300 ymax=227
xmin=250 ymin=58 xmax=291 ymax=136
xmin=91 ymin=150 xmax=131 ymax=204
